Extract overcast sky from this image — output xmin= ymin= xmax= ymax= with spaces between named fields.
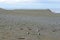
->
xmin=0 ymin=0 xmax=60 ymax=13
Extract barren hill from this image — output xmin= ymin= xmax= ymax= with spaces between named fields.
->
xmin=0 ymin=8 xmax=60 ymax=16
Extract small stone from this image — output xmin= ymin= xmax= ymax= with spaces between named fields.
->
xmin=18 ymin=38 xmax=25 ymax=39
xmin=27 ymin=32 xmax=30 ymax=35
xmin=28 ymin=28 xmax=32 ymax=30
xmin=38 ymin=33 xmax=40 ymax=35
xmin=20 ymin=28 xmax=23 ymax=30
xmin=52 ymin=29 xmax=56 ymax=32
xmin=27 ymin=27 xmax=32 ymax=30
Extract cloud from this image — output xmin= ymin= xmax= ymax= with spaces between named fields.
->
xmin=0 ymin=0 xmax=60 ymax=3
xmin=0 ymin=0 xmax=60 ymax=4
xmin=48 ymin=0 xmax=60 ymax=2
xmin=0 ymin=0 xmax=38 ymax=4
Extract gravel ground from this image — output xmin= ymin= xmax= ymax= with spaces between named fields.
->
xmin=0 ymin=14 xmax=60 ymax=40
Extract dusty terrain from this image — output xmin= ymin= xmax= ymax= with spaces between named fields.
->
xmin=0 ymin=9 xmax=60 ymax=40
